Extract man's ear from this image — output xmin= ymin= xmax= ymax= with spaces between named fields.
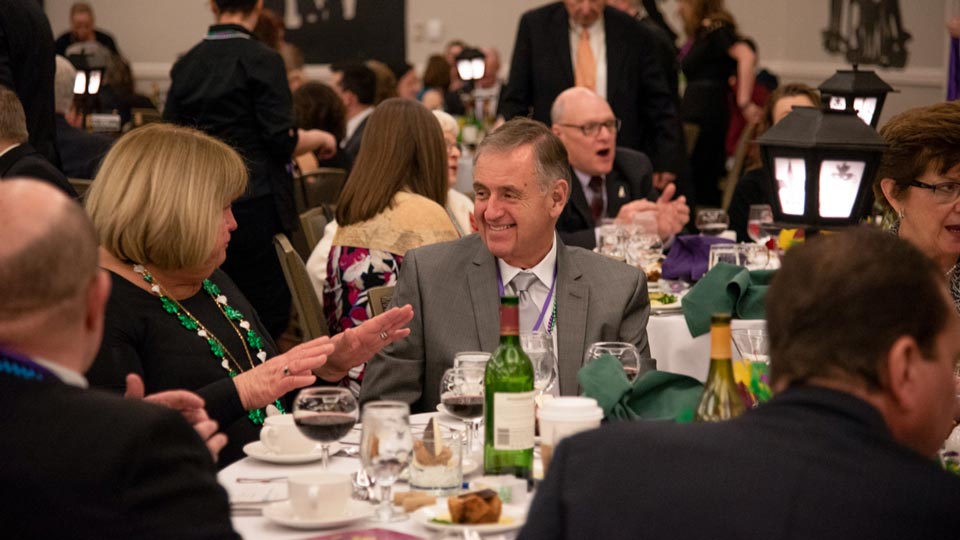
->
xmin=549 ymin=179 xmax=569 ymax=217
xmin=881 ymin=335 xmax=921 ymax=413
xmin=209 ymin=0 xmax=219 ymax=16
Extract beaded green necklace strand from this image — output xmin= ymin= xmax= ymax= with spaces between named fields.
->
xmin=133 ymin=264 xmax=284 ymax=424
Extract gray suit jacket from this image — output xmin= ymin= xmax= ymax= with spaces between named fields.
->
xmin=359 ymin=234 xmax=651 ymax=413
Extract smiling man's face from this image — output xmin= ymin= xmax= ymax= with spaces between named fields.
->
xmin=552 ymin=91 xmax=617 ymax=177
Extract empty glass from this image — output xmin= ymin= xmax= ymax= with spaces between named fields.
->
xmin=584 ymin=342 xmax=642 ymax=381
xmin=625 ymin=211 xmax=663 ymax=271
xmin=597 ymin=220 xmax=625 ymax=259
xmin=747 ymin=204 xmax=774 ymax=244
xmin=520 ymin=332 xmax=558 ymax=396
xmin=360 ymin=401 xmax=413 ymax=522
xmin=731 ymin=328 xmax=772 ymax=407
xmin=695 ymin=208 xmax=730 ymax=236
xmin=708 ymin=243 xmax=771 ymax=271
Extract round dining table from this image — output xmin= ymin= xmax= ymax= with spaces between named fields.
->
xmin=647 ymin=313 xmax=766 ymax=382
xmin=219 ymin=412 xmax=531 ymax=540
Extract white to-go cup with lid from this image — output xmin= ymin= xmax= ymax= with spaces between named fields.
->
xmin=537 ymin=396 xmax=604 ymax=475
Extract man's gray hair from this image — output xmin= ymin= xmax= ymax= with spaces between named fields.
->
xmin=474 ymin=118 xmax=570 ymax=190
xmin=54 ymin=56 xmax=77 ymax=114
xmin=0 ymin=86 xmax=28 ymax=144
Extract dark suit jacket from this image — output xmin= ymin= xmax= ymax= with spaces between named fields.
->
xmin=0 ymin=351 xmax=239 ymax=540
xmin=359 ymin=234 xmax=650 ymax=413
xmin=342 ymin=115 xmax=368 ymax=163
xmin=500 ymin=3 xmax=683 ymax=173
xmin=55 ymin=115 xmax=113 ymax=180
xmin=0 ymin=0 xmax=59 ymax=166
xmin=0 ymin=143 xmax=78 ymax=198
xmin=557 ymin=147 xmax=656 ymax=249
xmin=519 ymin=386 xmax=960 ymax=540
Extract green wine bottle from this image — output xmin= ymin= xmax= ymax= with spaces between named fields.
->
xmin=695 ymin=313 xmax=746 ymax=422
xmin=484 ymin=296 xmax=535 ymax=481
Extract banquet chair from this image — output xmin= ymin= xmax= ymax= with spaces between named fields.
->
xmin=294 ymin=167 xmax=347 ymax=213
xmin=68 ymin=178 xmax=93 ymax=197
xmin=367 ymin=285 xmax=395 ymax=317
xmin=721 ymin=122 xmax=757 ymax=211
xmin=299 ymin=207 xmax=328 ymax=253
xmin=682 ymin=122 xmax=700 ymax=159
xmin=273 ymin=233 xmax=330 ymax=340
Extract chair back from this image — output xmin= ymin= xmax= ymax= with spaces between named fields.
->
xmin=721 ymin=123 xmax=757 ymax=211
xmin=294 ymin=167 xmax=347 ymax=213
xmin=131 ymin=108 xmax=162 ymax=128
xmin=682 ymin=122 xmax=701 ymax=158
xmin=367 ymin=285 xmax=395 ymax=317
xmin=273 ymin=233 xmax=329 ymax=340
xmin=69 ymin=178 xmax=93 ymax=197
xmin=299 ymin=207 xmax=328 ymax=253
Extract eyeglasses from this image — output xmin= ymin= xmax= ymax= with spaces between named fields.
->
xmin=556 ymin=118 xmax=621 ymax=137
xmin=909 ymin=179 xmax=960 ymax=203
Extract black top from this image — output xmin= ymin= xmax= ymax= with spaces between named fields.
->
xmin=680 ymin=21 xmax=737 ymax=121
xmin=728 ymin=167 xmax=773 ymax=242
xmin=87 ymin=269 xmax=281 ymax=467
xmin=164 ymin=24 xmax=298 ymax=228
xmin=520 ymin=386 xmax=960 ymax=540
xmin=0 ymin=350 xmax=239 ymax=539
xmin=54 ymin=29 xmax=119 ymax=56
xmin=55 ymin=114 xmax=113 ymax=179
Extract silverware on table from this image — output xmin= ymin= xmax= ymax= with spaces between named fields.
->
xmin=235 ymin=476 xmax=287 ymax=483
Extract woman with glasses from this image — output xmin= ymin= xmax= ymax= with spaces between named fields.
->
xmin=433 ymin=110 xmax=474 ymax=235
xmin=874 ymin=101 xmax=960 ymax=313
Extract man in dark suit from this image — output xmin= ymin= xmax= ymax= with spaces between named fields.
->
xmin=360 ymin=119 xmax=651 ymax=412
xmin=0 ymin=0 xmax=60 ymax=167
xmin=0 ymin=179 xmax=238 ymax=540
xmin=519 ymin=227 xmax=960 ymax=540
xmin=552 ymin=87 xmax=688 ymax=249
xmin=332 ymin=62 xmax=377 ymax=162
xmin=500 ymin=0 xmax=684 ymax=189
xmin=0 ymin=86 xmax=77 ymax=197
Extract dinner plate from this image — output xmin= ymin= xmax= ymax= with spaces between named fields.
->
xmin=649 ymin=290 xmax=685 ymax=314
xmin=263 ymin=499 xmax=373 ymax=529
xmin=242 ymin=441 xmax=341 ymax=464
xmin=412 ymin=502 xmax=527 ymax=534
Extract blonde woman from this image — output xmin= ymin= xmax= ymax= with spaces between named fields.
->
xmin=85 ymin=124 xmax=412 ymax=466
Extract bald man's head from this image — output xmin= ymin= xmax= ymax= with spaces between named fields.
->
xmin=0 ymin=180 xmax=98 ymax=322
xmin=550 ymin=87 xmax=618 ymax=177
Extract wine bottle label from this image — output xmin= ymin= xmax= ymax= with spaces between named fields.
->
xmin=492 ymin=391 xmax=535 ymax=450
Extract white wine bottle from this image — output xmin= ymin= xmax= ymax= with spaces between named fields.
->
xmin=483 ymin=296 xmax=535 ymax=481
xmin=695 ymin=313 xmax=746 ymax=422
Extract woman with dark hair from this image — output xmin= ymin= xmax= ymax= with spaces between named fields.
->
xmin=292 ymin=81 xmax=352 ymax=172
xmin=98 ymin=53 xmax=156 ymax=127
xmin=323 ymin=98 xmax=459 ymax=396
xmin=677 ymin=0 xmax=758 ymax=208
xmin=727 ymin=83 xmax=820 ymax=241
xmin=420 ymin=54 xmax=451 ymax=111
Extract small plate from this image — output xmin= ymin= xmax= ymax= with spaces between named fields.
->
xmin=263 ymin=499 xmax=373 ymax=529
xmin=413 ymin=502 xmax=527 ymax=534
xmin=649 ymin=290 xmax=685 ymax=314
xmin=242 ymin=441 xmax=341 ymax=464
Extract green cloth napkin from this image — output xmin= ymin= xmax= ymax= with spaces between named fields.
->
xmin=578 ymin=355 xmax=704 ymax=422
xmin=681 ymin=262 xmax=776 ymax=337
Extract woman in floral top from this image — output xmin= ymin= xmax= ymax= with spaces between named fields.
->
xmin=324 ymin=98 xmax=460 ymax=396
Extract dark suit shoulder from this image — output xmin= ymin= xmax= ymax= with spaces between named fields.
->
xmin=613 ymin=146 xmax=653 ymax=173
xmin=0 ymin=144 xmax=78 ymax=197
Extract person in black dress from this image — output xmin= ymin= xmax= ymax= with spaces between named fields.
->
xmin=677 ymin=0 xmax=758 ymax=208
xmin=84 ymin=124 xmax=414 ymax=466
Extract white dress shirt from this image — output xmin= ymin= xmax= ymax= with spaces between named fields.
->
xmin=32 ymin=357 xmax=88 ymax=388
xmin=343 ymin=106 xmax=374 ymax=147
xmin=568 ymin=16 xmax=607 ymax=99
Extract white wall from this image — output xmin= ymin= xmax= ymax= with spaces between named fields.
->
xmin=45 ymin=0 xmax=957 ymax=125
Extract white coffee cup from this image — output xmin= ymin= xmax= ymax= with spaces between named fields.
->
xmin=288 ymin=473 xmax=352 ymax=519
xmin=537 ymin=397 xmax=603 ymax=474
xmin=259 ymin=414 xmax=315 ymax=455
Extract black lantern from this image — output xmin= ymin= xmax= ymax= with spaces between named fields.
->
xmin=818 ymin=65 xmax=895 ymax=128
xmin=757 ymin=106 xmax=887 ymax=228
xmin=455 ymin=47 xmax=486 ymax=92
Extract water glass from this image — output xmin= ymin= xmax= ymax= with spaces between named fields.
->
xmin=520 ymin=332 xmax=558 ymax=395
xmin=747 ymin=204 xmax=774 ymax=244
xmin=696 ymin=208 xmax=730 ymax=236
xmin=453 ymin=351 xmax=490 ymax=371
xmin=597 ymin=221 xmax=625 ymax=259
xmin=360 ymin=401 xmax=413 ymax=522
xmin=625 ymin=211 xmax=663 ymax=271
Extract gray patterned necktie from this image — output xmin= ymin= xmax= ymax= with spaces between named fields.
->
xmin=511 ymin=271 xmax=539 ymax=334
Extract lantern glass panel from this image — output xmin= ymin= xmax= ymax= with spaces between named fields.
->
xmin=74 ymin=72 xmax=86 ymax=95
xmin=853 ymin=97 xmax=877 ymax=125
xmin=818 ymin=160 xmax=865 ymax=218
xmin=88 ymin=70 xmax=101 ymax=94
xmin=773 ymin=157 xmax=806 ymax=216
xmin=829 ymin=96 xmax=846 ymax=110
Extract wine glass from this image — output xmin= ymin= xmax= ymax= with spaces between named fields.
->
xmin=440 ymin=367 xmax=485 ymax=454
xmin=292 ymin=387 xmax=358 ymax=469
xmin=695 ymin=209 xmax=730 ymax=236
xmin=360 ymin=401 xmax=413 ymax=522
xmin=747 ymin=204 xmax=774 ymax=244
xmin=584 ymin=342 xmax=642 ymax=381
xmin=453 ymin=351 xmax=490 ymax=371
xmin=520 ymin=332 xmax=558 ymax=396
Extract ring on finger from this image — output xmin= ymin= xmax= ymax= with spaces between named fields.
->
xmin=282 ymin=366 xmax=291 ymax=377
xmin=379 ymin=331 xmax=389 ymax=340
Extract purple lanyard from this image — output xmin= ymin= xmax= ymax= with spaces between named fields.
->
xmin=496 ymin=262 xmax=558 ymax=333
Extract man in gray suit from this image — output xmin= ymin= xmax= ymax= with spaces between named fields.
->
xmin=360 ymin=118 xmax=650 ymax=413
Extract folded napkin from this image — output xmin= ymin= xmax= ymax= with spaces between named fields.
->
xmin=681 ymin=262 xmax=776 ymax=337
xmin=578 ymin=355 xmax=704 ymax=422
xmin=661 ymin=235 xmax=735 ymax=282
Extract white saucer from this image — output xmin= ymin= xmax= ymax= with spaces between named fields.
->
xmin=413 ymin=502 xmax=526 ymax=534
xmin=263 ymin=499 xmax=373 ymax=529
xmin=242 ymin=441 xmax=341 ymax=464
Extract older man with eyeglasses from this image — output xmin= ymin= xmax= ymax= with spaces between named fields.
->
xmin=551 ymin=87 xmax=689 ymax=250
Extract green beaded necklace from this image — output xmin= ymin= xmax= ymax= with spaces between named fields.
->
xmin=133 ymin=264 xmax=284 ymax=424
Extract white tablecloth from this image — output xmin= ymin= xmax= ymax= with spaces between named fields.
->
xmin=219 ymin=412 xmax=527 ymax=539
xmin=648 ymin=314 xmax=766 ymax=382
